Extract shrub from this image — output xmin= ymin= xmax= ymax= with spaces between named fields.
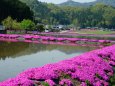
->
xmin=2 ymin=16 xmax=13 ymax=30
xmin=20 ymin=19 xmax=35 ymax=30
xmin=36 ymin=24 xmax=45 ymax=32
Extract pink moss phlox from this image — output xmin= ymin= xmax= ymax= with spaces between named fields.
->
xmin=80 ymin=82 xmax=87 ymax=86
xmin=45 ymin=79 xmax=56 ymax=86
xmin=59 ymin=79 xmax=73 ymax=86
xmin=0 ymin=45 xmax=115 ymax=86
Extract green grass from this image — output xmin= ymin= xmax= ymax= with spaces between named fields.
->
xmin=77 ymin=30 xmax=115 ymax=35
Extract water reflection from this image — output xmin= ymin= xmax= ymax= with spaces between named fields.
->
xmin=0 ymin=42 xmax=30 ymax=60
xmin=0 ymin=41 xmax=100 ymax=81
xmin=0 ymin=41 xmax=99 ymax=60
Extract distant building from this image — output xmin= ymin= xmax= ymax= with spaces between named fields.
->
xmin=0 ymin=25 xmax=6 ymax=34
xmin=44 ymin=25 xmax=68 ymax=32
xmin=45 ymin=29 xmax=49 ymax=32
xmin=0 ymin=25 xmax=5 ymax=30
xmin=52 ymin=25 xmax=65 ymax=30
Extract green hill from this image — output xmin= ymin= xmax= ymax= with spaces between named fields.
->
xmin=20 ymin=0 xmax=50 ymax=23
xmin=59 ymin=0 xmax=115 ymax=7
xmin=19 ymin=0 xmax=115 ymax=29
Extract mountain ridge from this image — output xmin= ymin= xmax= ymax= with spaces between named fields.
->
xmin=58 ymin=0 xmax=115 ymax=7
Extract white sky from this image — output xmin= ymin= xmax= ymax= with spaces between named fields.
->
xmin=38 ymin=0 xmax=96 ymax=4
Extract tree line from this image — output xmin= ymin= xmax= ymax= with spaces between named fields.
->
xmin=46 ymin=3 xmax=115 ymax=29
xmin=20 ymin=0 xmax=115 ymax=29
xmin=2 ymin=16 xmax=45 ymax=32
xmin=0 ymin=0 xmax=115 ymax=29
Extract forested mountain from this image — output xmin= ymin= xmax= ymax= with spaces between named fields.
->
xmin=20 ymin=0 xmax=69 ymax=24
xmin=59 ymin=0 xmax=89 ymax=7
xmin=19 ymin=0 xmax=115 ymax=28
xmin=0 ymin=0 xmax=33 ymax=23
xmin=96 ymin=0 xmax=115 ymax=7
xmin=59 ymin=0 xmax=85 ymax=7
xmin=20 ymin=0 xmax=49 ymax=21
xmin=1 ymin=0 xmax=115 ymax=29
xmin=59 ymin=0 xmax=115 ymax=7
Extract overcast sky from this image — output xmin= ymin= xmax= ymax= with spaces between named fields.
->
xmin=38 ymin=0 xmax=96 ymax=4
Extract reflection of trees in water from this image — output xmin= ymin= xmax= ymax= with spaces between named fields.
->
xmin=0 ymin=42 xmax=30 ymax=60
xmin=45 ymin=44 xmax=98 ymax=54
xmin=0 ymin=42 xmax=48 ymax=60
xmin=0 ymin=41 xmax=99 ymax=60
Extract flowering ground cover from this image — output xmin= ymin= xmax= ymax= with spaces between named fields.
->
xmin=0 ymin=34 xmax=113 ymax=45
xmin=0 ymin=45 xmax=115 ymax=86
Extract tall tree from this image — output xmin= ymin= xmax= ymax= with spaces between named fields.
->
xmin=0 ymin=0 xmax=33 ymax=23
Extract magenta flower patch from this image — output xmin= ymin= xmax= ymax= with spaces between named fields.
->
xmin=0 ymin=45 xmax=115 ymax=86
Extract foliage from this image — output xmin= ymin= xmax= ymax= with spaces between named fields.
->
xmin=2 ymin=16 xmax=13 ymax=30
xmin=0 ymin=0 xmax=33 ymax=23
xmin=110 ymin=74 xmax=115 ymax=86
xmin=20 ymin=0 xmax=49 ymax=23
xmin=58 ymin=0 xmax=115 ymax=7
xmin=36 ymin=24 xmax=45 ymax=32
xmin=20 ymin=19 xmax=35 ymax=30
xmin=19 ymin=0 xmax=115 ymax=29
xmin=2 ymin=17 xmax=35 ymax=30
xmin=1 ymin=0 xmax=115 ymax=29
xmin=42 ymin=82 xmax=49 ymax=86
xmin=12 ymin=20 xmax=21 ymax=30
xmin=2 ymin=16 xmax=21 ymax=30
xmin=85 ymin=80 xmax=91 ymax=86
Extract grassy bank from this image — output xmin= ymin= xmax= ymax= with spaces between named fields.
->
xmin=76 ymin=30 xmax=115 ymax=35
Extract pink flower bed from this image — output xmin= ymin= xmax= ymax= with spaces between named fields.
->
xmin=56 ymin=38 xmax=65 ymax=41
xmin=0 ymin=34 xmax=113 ymax=44
xmin=0 ymin=45 xmax=115 ymax=86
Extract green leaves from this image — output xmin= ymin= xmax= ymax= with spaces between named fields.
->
xmin=12 ymin=20 xmax=21 ymax=30
xmin=20 ymin=19 xmax=35 ymax=30
xmin=2 ymin=16 xmax=35 ymax=30
xmin=109 ymin=74 xmax=115 ymax=86
xmin=2 ymin=16 xmax=13 ymax=30
xmin=36 ymin=24 xmax=45 ymax=32
xmin=1 ymin=0 xmax=115 ymax=29
xmin=85 ymin=80 xmax=91 ymax=86
xmin=42 ymin=82 xmax=49 ymax=86
xmin=0 ymin=0 xmax=33 ymax=23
